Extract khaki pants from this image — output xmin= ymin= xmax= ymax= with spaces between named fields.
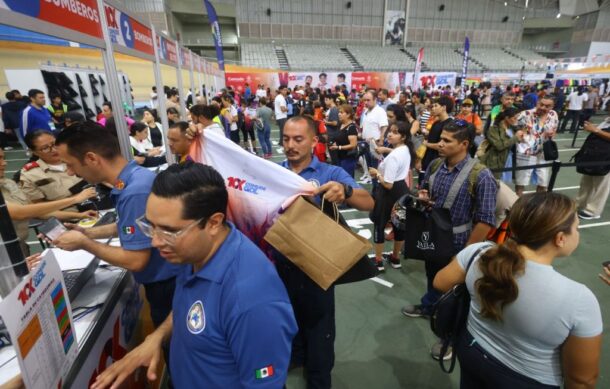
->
xmin=575 ymin=173 xmax=610 ymax=217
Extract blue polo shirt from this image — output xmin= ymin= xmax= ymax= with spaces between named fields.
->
xmin=110 ymin=161 xmax=182 ymax=284
xmin=20 ymin=104 xmax=53 ymax=135
xmin=170 ymin=222 xmax=297 ymax=388
xmin=280 ymin=156 xmax=360 ymax=202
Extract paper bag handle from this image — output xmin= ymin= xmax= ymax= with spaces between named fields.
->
xmin=320 ymin=197 xmax=340 ymax=224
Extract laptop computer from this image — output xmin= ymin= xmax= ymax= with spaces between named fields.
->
xmin=62 ymin=211 xmax=117 ymax=301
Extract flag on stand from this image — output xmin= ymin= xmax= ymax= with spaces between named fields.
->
xmin=412 ymin=47 xmax=424 ymax=90
xmin=203 ymin=0 xmax=225 ymax=71
xmin=460 ymin=37 xmax=470 ymax=100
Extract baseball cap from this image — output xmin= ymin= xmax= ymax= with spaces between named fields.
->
xmin=462 ymin=98 xmax=473 ymax=106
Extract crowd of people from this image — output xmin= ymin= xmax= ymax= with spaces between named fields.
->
xmin=0 ymin=78 xmax=608 ymax=389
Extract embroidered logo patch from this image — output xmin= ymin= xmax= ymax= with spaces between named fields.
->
xmin=255 ymin=365 xmax=274 ymax=379
xmin=123 ymin=226 xmax=135 ymax=234
xmin=186 ymin=300 xmax=205 ymax=334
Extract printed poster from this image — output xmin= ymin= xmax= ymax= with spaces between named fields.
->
xmin=281 ymin=72 xmax=351 ymax=90
xmin=384 ymin=10 xmax=405 ymax=46
xmin=0 ymin=252 xmax=78 ymax=389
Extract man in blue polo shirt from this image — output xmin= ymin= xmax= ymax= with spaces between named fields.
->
xmin=91 ymin=162 xmax=297 ymax=389
xmin=277 ymin=116 xmax=374 ymax=389
xmin=21 ymin=89 xmax=54 ymax=136
xmin=53 ymin=122 xmax=181 ymax=328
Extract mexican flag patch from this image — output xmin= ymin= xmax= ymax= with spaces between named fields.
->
xmin=123 ymin=226 xmax=135 ymax=234
xmin=255 ymin=365 xmax=274 ymax=379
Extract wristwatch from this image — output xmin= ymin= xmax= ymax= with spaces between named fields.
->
xmin=342 ymin=183 xmax=353 ymax=199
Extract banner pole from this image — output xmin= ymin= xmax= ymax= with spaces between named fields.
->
xmin=96 ymin=0 xmax=132 ymax=161
xmin=151 ymin=24 xmax=175 ymax=165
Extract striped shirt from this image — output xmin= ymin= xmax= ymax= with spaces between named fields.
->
xmin=420 ymin=110 xmax=431 ymax=129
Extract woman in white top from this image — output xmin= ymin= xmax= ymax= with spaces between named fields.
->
xmin=221 ymin=94 xmax=240 ymax=144
xmin=142 ymin=108 xmax=165 ymax=153
xmin=368 ymin=121 xmax=415 ymax=271
xmin=129 ymin=122 xmax=165 ymax=167
xmin=434 ymin=192 xmax=602 ymax=389
xmin=560 ymin=86 xmax=588 ymax=134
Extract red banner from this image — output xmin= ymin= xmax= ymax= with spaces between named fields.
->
xmin=104 ymin=4 xmax=153 ymax=56
xmin=0 ymin=0 xmax=103 ymax=40
xmin=181 ymin=47 xmax=192 ymax=68
xmin=156 ymin=35 xmax=178 ymax=64
xmin=225 ymin=72 xmax=278 ymax=94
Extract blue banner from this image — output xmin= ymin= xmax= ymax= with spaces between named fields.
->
xmin=203 ymin=0 xmax=225 ymax=71
xmin=460 ymin=37 xmax=470 ymax=100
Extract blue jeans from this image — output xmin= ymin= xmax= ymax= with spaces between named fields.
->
xmin=338 ymin=158 xmax=357 ymax=178
xmin=420 ymin=259 xmax=446 ymax=314
xmin=257 ymin=123 xmax=272 ymax=154
xmin=457 ymin=329 xmax=559 ymax=389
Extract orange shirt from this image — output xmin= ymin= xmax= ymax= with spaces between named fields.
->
xmin=455 ymin=112 xmax=482 ymax=128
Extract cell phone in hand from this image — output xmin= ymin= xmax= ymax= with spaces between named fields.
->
xmin=38 ymin=217 xmax=67 ymax=241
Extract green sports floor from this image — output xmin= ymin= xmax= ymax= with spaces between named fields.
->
xmin=3 ymin=117 xmax=608 ymax=388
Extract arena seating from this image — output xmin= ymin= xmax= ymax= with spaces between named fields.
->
xmin=282 ymin=44 xmax=353 ymax=71
xmin=347 ymin=46 xmax=415 ymax=71
xmin=240 ymin=42 xmax=549 ymax=73
xmin=240 ymin=43 xmax=281 ymax=69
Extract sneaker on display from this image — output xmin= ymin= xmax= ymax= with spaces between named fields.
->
xmin=401 ymin=304 xmax=429 ymax=319
xmin=3 ymin=146 xmax=13 ymax=150
xmin=430 ymin=340 xmax=453 ymax=361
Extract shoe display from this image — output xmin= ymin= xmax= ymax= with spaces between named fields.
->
xmin=78 ymin=85 xmax=88 ymax=97
xmin=401 ymin=304 xmax=429 ymax=318
xmin=383 ymin=253 xmax=401 ymax=269
xmin=91 ymin=85 xmax=99 ymax=96
xmin=75 ymin=73 xmax=83 ymax=85
xmin=89 ymin=74 xmax=99 ymax=85
xmin=430 ymin=341 xmax=453 ymax=361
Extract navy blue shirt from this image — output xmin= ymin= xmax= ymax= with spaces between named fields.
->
xmin=20 ymin=104 xmax=53 ymax=135
xmin=280 ymin=156 xmax=360 ymax=203
xmin=110 ymin=161 xmax=182 ymax=284
xmin=170 ymin=222 xmax=297 ymax=388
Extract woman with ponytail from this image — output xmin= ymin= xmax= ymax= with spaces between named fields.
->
xmin=434 ymin=192 xmax=602 ymax=389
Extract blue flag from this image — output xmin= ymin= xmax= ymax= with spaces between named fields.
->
xmin=460 ymin=37 xmax=470 ymax=100
xmin=203 ymin=0 xmax=225 ymax=71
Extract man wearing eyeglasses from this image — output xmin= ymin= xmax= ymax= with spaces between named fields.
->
xmin=52 ymin=121 xmax=182 ymax=330
xmin=91 ymin=162 xmax=297 ymax=389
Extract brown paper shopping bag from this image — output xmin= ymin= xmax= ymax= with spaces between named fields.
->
xmin=264 ymin=196 xmax=372 ymax=290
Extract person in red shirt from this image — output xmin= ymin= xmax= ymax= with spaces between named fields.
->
xmin=303 ymin=105 xmax=327 ymax=162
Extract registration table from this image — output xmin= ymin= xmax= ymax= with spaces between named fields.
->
xmin=0 ymin=248 xmax=143 ymax=387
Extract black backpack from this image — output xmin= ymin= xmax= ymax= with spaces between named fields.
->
xmin=430 ymin=243 xmax=493 ymax=373
xmin=572 ymin=127 xmax=610 ymax=176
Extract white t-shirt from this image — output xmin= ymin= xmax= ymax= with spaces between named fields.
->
xmin=567 ymin=91 xmax=588 ymax=110
xmin=361 ymin=105 xmax=388 ymax=140
xmin=458 ymin=242 xmax=603 ymax=386
xmin=379 ymin=145 xmax=410 ymax=183
xmin=274 ymin=95 xmax=287 ymax=120
xmin=256 ymin=89 xmax=267 ymax=99
xmin=229 ymin=105 xmax=238 ymax=132
xmin=130 ymin=136 xmax=154 ymax=155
